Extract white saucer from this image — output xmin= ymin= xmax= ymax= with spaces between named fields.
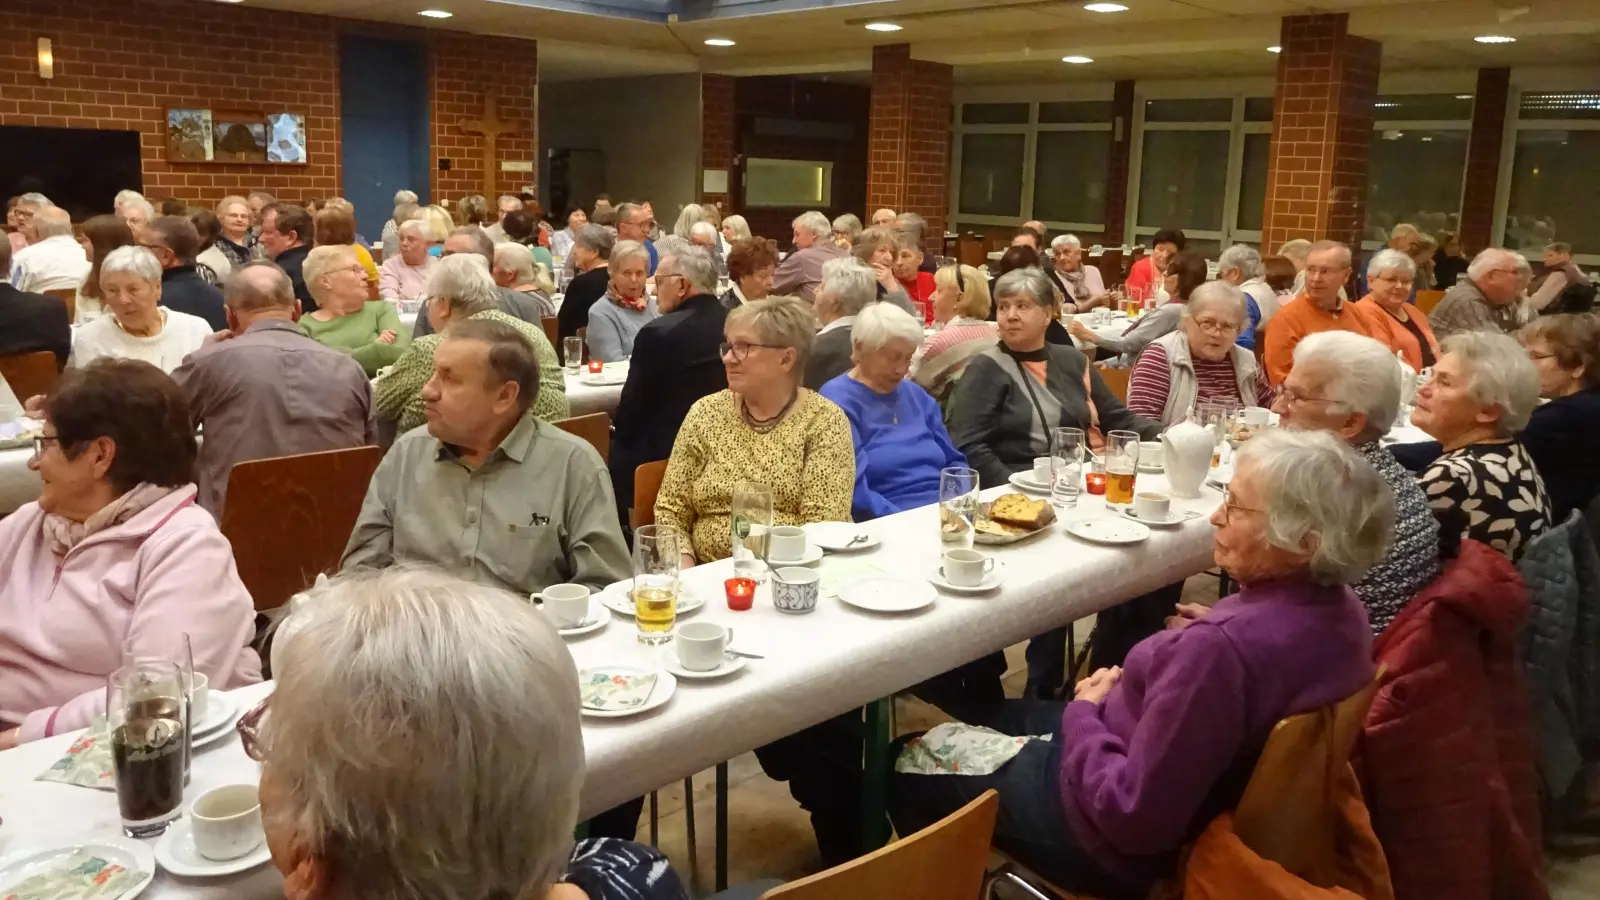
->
xmin=837 ymin=575 xmax=937 ymax=613
xmin=1007 ymin=471 xmax=1052 ymax=494
xmin=765 ymin=544 xmax=824 ymax=567
xmin=1137 ymin=463 xmax=1164 ymax=474
xmin=1065 ymin=517 xmax=1151 ymax=545
xmin=662 ymin=654 xmax=747 ymax=680
xmin=802 ymin=522 xmax=880 ymax=552
xmin=579 ymin=371 xmax=628 ymax=386
xmin=153 ymin=817 xmax=271 ymax=878
xmin=598 ymin=582 xmax=705 ymax=617
xmin=1121 ymin=507 xmax=1202 ymax=528
xmin=579 ymin=665 xmax=677 ymax=719
xmin=547 ymin=598 xmax=609 ymax=637
xmin=191 ymin=693 xmax=237 ymax=738
xmin=0 ymin=837 xmax=154 ymax=900
xmin=927 ymin=563 xmax=1005 ymax=594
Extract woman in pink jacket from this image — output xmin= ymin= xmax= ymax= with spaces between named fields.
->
xmin=0 ymin=358 xmax=261 ymax=748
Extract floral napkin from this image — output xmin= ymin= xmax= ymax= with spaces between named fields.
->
xmin=0 ymin=849 xmax=147 ymax=900
xmin=894 ymin=722 xmax=1051 ymax=777
xmin=35 ymin=718 xmax=115 ymax=791
xmin=579 ymin=670 xmax=658 ymax=711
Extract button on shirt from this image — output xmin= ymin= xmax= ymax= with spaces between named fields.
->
xmin=340 ymin=416 xmax=631 ymax=594
xmin=11 ymin=235 xmax=90 ymax=294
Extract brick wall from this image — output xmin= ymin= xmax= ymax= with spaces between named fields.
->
xmin=868 ymin=44 xmax=953 ymax=252
xmin=1260 ymin=13 xmax=1381 ymax=252
xmin=430 ymin=32 xmax=538 ymax=204
xmin=1459 ymin=67 xmax=1510 ymax=256
xmin=1102 ymin=79 xmax=1135 ymax=245
xmin=700 ymin=74 xmax=736 ymax=211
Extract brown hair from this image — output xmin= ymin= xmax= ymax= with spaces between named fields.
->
xmin=446 ymin=318 xmax=541 ymax=415
xmin=147 ymin=215 xmax=202 ymax=263
xmin=189 ymin=207 xmax=221 ymax=251
xmin=314 ymin=206 xmax=357 ymax=246
xmin=1521 ymin=313 xmax=1600 ymax=388
xmin=726 ymin=237 xmax=780 ymax=282
xmin=265 ymin=203 xmax=312 ymax=245
xmin=994 ymin=244 xmax=1041 ymax=277
xmin=80 ymin=215 xmax=136 ymax=300
xmin=1262 ymin=255 xmax=1297 ymax=294
xmin=500 ymin=209 xmax=535 ymax=244
xmin=850 ymin=226 xmax=895 ymax=265
xmin=159 ymin=197 xmax=189 ymax=217
xmin=45 ymin=359 xmax=197 ymax=494
xmin=1168 ymin=251 xmax=1209 ymax=302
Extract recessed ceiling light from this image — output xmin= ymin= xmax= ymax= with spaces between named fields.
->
xmin=418 ymin=9 xmax=452 ymax=17
xmin=704 ymin=38 xmax=735 ymax=46
xmin=1083 ymin=2 xmax=1128 ymax=11
xmin=1474 ymin=34 xmax=1515 ymax=43
xmin=1267 ymin=45 xmax=1281 ymax=53
xmin=864 ymin=22 xmax=903 ymax=32
xmin=1062 ymin=55 xmax=1093 ymax=64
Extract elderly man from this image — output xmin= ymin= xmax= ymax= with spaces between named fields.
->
xmin=688 ymin=221 xmax=723 ymax=273
xmin=871 ymin=208 xmax=898 ymax=228
xmin=345 ymin=318 xmax=629 ymax=593
xmin=804 ymin=257 xmax=876 ymax=389
xmin=139 ymin=216 xmax=228 ymax=331
xmin=1022 ymin=220 xmax=1048 ymax=241
xmin=1429 ymin=247 xmax=1526 ymax=340
xmin=119 ymin=197 xmax=156 ymax=235
xmin=10 ymin=204 xmax=89 ymax=294
xmin=483 ymin=194 xmax=523 ymax=243
xmin=613 ymin=202 xmax=659 ymax=274
xmin=772 ymin=210 xmax=846 ymax=303
xmin=1530 ymin=241 xmax=1589 ymax=312
xmin=1215 ymin=244 xmax=1273 ymax=349
xmin=258 ymin=202 xmax=315 ymax=312
xmin=609 ymin=246 xmax=728 ymax=526
xmin=171 ymin=263 xmax=373 ymax=515
xmin=1357 ymin=223 xmax=1422 ymax=298
xmin=1262 ymin=240 xmax=1374 ymax=384
xmin=0 ymin=238 xmax=70 ymax=367
xmin=897 ymin=212 xmax=940 ymax=274
xmin=1272 ymin=331 xmax=1441 ymax=633
xmin=413 ymin=226 xmax=546 ymax=339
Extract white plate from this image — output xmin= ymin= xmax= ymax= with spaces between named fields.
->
xmin=1007 ymin=471 xmax=1052 ymax=494
xmin=1065 ymin=517 xmax=1151 ymax=545
xmin=837 ymin=575 xmax=937 ymax=613
xmin=0 ymin=838 xmax=154 ymax=900
xmin=765 ymin=544 xmax=824 ymax=567
xmin=544 ymin=597 xmax=609 ymax=637
xmin=579 ymin=666 xmax=677 ymax=719
xmin=191 ymin=693 xmax=237 ymax=738
xmin=1137 ymin=462 xmax=1164 ymax=474
xmin=927 ymin=562 xmax=1005 ymax=594
xmin=801 ymin=522 xmax=879 ymax=552
xmin=661 ymin=653 xmax=747 ymax=680
xmin=153 ymin=817 xmax=271 ymax=878
xmin=579 ymin=371 xmax=628 ymax=386
xmin=598 ymin=581 xmax=704 ymax=617
xmin=1121 ymin=507 xmax=1203 ymax=528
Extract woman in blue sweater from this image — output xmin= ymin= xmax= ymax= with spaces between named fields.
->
xmin=819 ymin=301 xmax=967 ymax=521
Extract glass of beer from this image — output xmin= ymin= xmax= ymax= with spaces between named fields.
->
xmin=632 ymin=524 xmax=680 ymax=644
xmin=1105 ymin=430 xmax=1140 ymax=505
xmin=730 ymin=482 xmax=773 ymax=583
xmin=107 ymin=660 xmax=188 ymax=838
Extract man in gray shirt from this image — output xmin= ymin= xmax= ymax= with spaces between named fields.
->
xmin=772 ymin=210 xmax=846 ymax=304
xmin=411 ymin=226 xmax=546 ymax=339
xmin=1429 ymin=247 xmax=1527 ymax=339
xmin=342 ymin=317 xmax=630 ymax=595
xmin=171 ymin=263 xmax=375 ymax=516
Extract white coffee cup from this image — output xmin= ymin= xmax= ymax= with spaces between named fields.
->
xmin=768 ymin=526 xmax=807 ymax=563
xmin=1242 ymin=406 xmax=1271 ymax=427
xmin=191 ymin=784 xmax=264 ymax=861
xmin=676 ymin=621 xmax=733 ymax=672
xmin=541 ymin=583 xmax=591 ymax=629
xmin=1032 ymin=457 xmax=1052 ymax=484
xmin=1138 ymin=441 xmax=1163 ymax=468
xmin=1134 ymin=491 xmax=1171 ymax=522
xmin=942 ymin=548 xmax=995 ymax=587
xmin=188 ymin=672 xmax=210 ymax=725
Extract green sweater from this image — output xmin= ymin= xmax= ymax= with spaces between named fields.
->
xmin=298 ymin=302 xmax=410 ymax=376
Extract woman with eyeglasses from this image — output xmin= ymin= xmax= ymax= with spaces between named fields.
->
xmin=298 ymin=245 xmax=409 ymax=377
xmin=0 ymin=359 xmax=260 ymax=749
xmin=586 ymin=240 xmax=658 ymax=363
xmin=1353 ymin=249 xmax=1439 ymax=372
xmin=1126 ymin=282 xmax=1272 ymax=426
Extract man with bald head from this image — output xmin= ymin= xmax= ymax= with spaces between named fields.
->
xmin=1429 ymin=247 xmax=1531 ymax=340
xmin=871 ymin=208 xmax=897 ymax=228
xmin=10 ymin=203 xmax=89 ymax=293
xmin=171 ymin=262 xmax=374 ymax=514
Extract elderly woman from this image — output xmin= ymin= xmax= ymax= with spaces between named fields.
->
xmin=73 ymin=214 xmax=135 ymax=324
xmin=376 ymin=255 xmax=568 ymax=431
xmin=1069 ymin=252 xmax=1207 ymax=362
xmin=1410 ymin=331 xmax=1552 ymax=560
xmin=1127 ymin=281 xmax=1273 ymax=426
xmin=557 ymin=224 xmax=615 ymax=341
xmin=1124 ymin=228 xmax=1184 ymax=300
xmin=950 ymin=268 xmax=1161 ymax=490
xmin=550 ymin=207 xmax=587 ymax=260
xmin=586 ymin=239 xmax=658 ymax=362
xmin=1354 ymin=248 xmax=1440 ymax=371
xmin=891 ymin=429 xmax=1386 ymax=897
xmin=832 ymin=213 xmax=863 ymax=249
xmin=378 ymin=218 xmax=437 ymax=305
xmin=850 ymin=226 xmax=920 ymax=318
xmin=891 ymin=229 xmax=936 ymax=323
xmin=1045 ymin=234 xmax=1109 ymax=313
xmin=0 ymin=359 xmax=260 ymax=748
xmin=457 ymin=194 xmax=491 ymax=228
xmin=213 ymin=195 xmax=257 ymax=270
xmin=314 ymin=206 xmax=380 ymax=285
xmin=804 ymin=257 xmax=877 ymax=389
xmin=1514 ymin=315 xmax=1600 ymax=519
xmin=380 ymin=189 xmax=419 ymax=260
xmin=722 ymin=237 xmax=779 ymax=310
xmin=1215 ymin=244 xmax=1275 ymax=346
xmin=911 ymin=263 xmax=996 ymax=402
xmin=298 ymin=246 xmax=409 ymax=376
xmin=1274 ymin=331 xmax=1442 ymax=633
xmin=721 ymin=213 xmax=752 ymax=247
xmin=120 ymin=196 xmax=155 ymax=233
xmin=71 ymin=246 xmax=213 ymax=373
xmin=414 ymin=204 xmax=455 ymax=248
xmin=190 ymin=208 xmax=232 ymax=283
xmin=820 ymin=302 xmax=967 ymax=519
xmin=492 ymin=242 xmax=558 ymax=318
xmin=253 ymin=569 xmax=688 ymax=900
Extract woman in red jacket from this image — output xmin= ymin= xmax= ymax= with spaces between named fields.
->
xmin=891 ymin=229 xmax=936 ymax=325
xmin=1125 ymin=227 xmax=1185 ymax=302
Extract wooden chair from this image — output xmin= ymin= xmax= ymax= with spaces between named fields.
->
xmin=631 ymin=459 xmax=669 ymax=529
xmin=1093 ymin=249 xmax=1123 ymax=288
xmin=1095 ymin=365 xmax=1130 ymax=402
xmin=43 ymin=288 xmax=76 ymax=323
xmin=763 ymin=790 xmax=999 ymax=900
xmin=576 ymin=325 xmax=589 ymax=361
xmin=554 ymin=412 xmax=611 ymax=463
xmin=219 ymin=446 xmax=383 ymax=612
xmin=541 ymin=316 xmax=560 ymax=350
xmin=0 ymin=351 xmax=59 ymax=401
xmin=1413 ymin=289 xmax=1446 ymax=316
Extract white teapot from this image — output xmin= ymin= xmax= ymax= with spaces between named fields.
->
xmin=1161 ymin=419 xmax=1214 ymax=499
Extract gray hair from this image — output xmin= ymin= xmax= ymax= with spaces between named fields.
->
xmin=1276 ymin=238 xmax=1312 ymax=263
xmin=1182 ymin=280 xmax=1248 ymax=322
xmin=496 ymin=194 xmax=523 ymax=213
xmin=994 ymin=267 xmax=1056 ymax=310
xmin=1291 ymin=331 xmax=1403 ymax=438
xmin=832 ymin=214 xmax=863 ymax=240
xmin=573 ymin=223 xmax=615 ymax=259
xmin=613 ymin=202 xmax=646 ymax=228
xmin=427 ymin=253 xmax=498 ymax=316
xmin=726 ymin=295 xmax=819 ymax=372
xmin=1465 ymin=247 xmax=1519 ymax=282
xmin=493 ymin=242 xmax=537 ymax=283
xmin=689 ymin=221 xmax=719 ymax=245
xmin=34 ymin=206 xmax=73 ymax=239
xmin=99 ymin=245 xmax=162 ymax=284
xmin=392 ymin=189 xmax=419 ymax=207
xmin=216 ymin=195 xmax=250 ymax=217
xmin=1216 ymin=244 xmax=1263 ymax=281
xmin=664 ymin=246 xmax=717 ymax=294
xmin=447 ymin=226 xmax=495 ymax=263
xmin=722 ymin=214 xmax=751 ymax=242
xmin=1233 ymin=429 xmax=1395 ymax=586
xmin=610 ymin=239 xmax=651 ymax=273
xmin=793 ymin=211 xmax=831 ymax=240
xmin=1049 ymin=233 xmax=1082 ymax=252
xmin=261 ymin=567 xmax=581 ymax=900
xmin=896 ymin=212 xmax=927 ymax=242
xmin=1366 ymin=248 xmax=1417 ymax=280
xmin=1440 ymin=331 xmax=1542 ymax=435
xmin=673 ymin=203 xmax=711 ymax=240
xmin=397 ymin=218 xmax=431 ymax=241
xmin=655 ymin=235 xmax=692 ymax=259
xmin=852 ymin=300 xmax=924 ymax=354
xmin=114 ymin=190 xmax=145 ymax=210
xmin=819 ymin=257 xmax=875 ymax=317
xmin=17 ymin=192 xmax=52 ymax=208
xmin=123 ymin=197 xmax=156 ymax=222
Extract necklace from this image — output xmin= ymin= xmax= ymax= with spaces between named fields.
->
xmin=852 ymin=372 xmax=900 ymax=423
xmin=740 ymin=392 xmax=798 ymax=434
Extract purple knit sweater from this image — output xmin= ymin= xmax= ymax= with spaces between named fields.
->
xmin=1057 ymin=578 xmax=1375 ymax=890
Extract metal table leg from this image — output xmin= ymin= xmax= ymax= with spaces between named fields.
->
xmin=861 ymin=696 xmax=893 ymax=850
xmin=715 ymin=761 xmax=730 ymax=891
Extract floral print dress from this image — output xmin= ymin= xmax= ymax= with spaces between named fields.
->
xmin=1419 ymin=439 xmax=1552 ymax=561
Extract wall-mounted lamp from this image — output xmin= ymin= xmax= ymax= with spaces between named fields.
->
xmin=37 ymin=38 xmax=54 ymax=80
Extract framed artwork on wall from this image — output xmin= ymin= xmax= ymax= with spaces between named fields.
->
xmin=266 ymin=113 xmax=307 ymax=164
xmin=164 ymin=108 xmax=306 ymax=164
xmin=213 ymin=110 xmax=268 ymax=164
xmin=166 ymin=109 xmax=213 ymax=162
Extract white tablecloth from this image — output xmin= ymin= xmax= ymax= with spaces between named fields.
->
xmin=1070 ymin=311 xmax=1133 ymax=345
xmin=563 ymin=369 xmax=625 ymax=418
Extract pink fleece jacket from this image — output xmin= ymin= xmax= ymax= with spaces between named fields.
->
xmin=0 ymin=485 xmax=262 ymax=742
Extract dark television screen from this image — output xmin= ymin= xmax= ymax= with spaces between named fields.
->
xmin=0 ymin=126 xmax=143 ymax=222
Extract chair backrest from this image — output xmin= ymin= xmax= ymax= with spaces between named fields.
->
xmin=1413 ymin=289 xmax=1446 ymax=315
xmin=631 ymin=459 xmax=669 ymax=529
xmin=554 ymin=412 xmax=610 ymax=463
xmin=0 ymin=351 xmax=59 ymax=401
xmin=541 ymin=316 xmax=560 ymax=350
xmin=1096 ymin=364 xmax=1130 ymax=402
xmin=576 ymin=325 xmax=589 ymax=361
xmin=220 ymin=446 xmax=383 ymax=612
xmin=761 ymin=790 xmax=998 ymax=900
xmin=1094 ymin=249 xmax=1123 ymax=287
xmin=43 ymin=288 xmax=77 ymax=323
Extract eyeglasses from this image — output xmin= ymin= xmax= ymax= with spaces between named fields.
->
xmin=1303 ymin=266 xmax=1349 ymax=278
xmin=236 ymin=695 xmax=270 ymax=762
xmin=333 ymin=264 xmax=367 ymax=277
xmin=1276 ymin=385 xmax=1335 ymax=408
xmin=719 ymin=341 xmax=784 ymax=362
xmin=1192 ymin=317 xmax=1240 ymax=336
xmin=31 ymin=435 xmax=62 ymax=458
xmin=1219 ymin=486 xmax=1267 ymax=524
xmin=1527 ymin=351 xmax=1556 ymax=361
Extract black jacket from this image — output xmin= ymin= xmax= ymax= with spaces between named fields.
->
xmin=559 ymin=267 xmax=612 ymax=341
xmin=160 ymin=266 xmax=228 ymax=331
xmin=805 ymin=324 xmax=853 ymax=391
xmin=0 ymin=284 xmax=71 ymax=369
xmin=271 ymin=244 xmax=315 ymax=313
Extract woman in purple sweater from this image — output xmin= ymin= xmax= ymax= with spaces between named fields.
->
xmin=889 ymin=430 xmax=1392 ymax=898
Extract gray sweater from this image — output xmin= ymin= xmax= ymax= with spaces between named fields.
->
xmin=587 ymin=295 xmax=660 ymax=362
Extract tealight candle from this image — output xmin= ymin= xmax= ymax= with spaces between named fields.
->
xmin=587 ymin=359 xmax=604 ymax=374
xmin=1085 ymin=470 xmax=1107 ymax=495
xmin=724 ymin=577 xmax=755 ymax=611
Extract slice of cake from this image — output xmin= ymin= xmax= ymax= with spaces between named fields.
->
xmin=988 ymin=493 xmax=1051 ymax=530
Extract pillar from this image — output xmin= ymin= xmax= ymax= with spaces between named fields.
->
xmin=1260 ymin=13 xmax=1382 ymax=251
xmin=1102 ymin=79 xmax=1135 ymax=245
xmin=1459 ymin=67 xmax=1510 ymax=255
xmin=868 ymin=44 xmax=953 ymax=252
xmin=700 ymin=74 xmax=736 ymax=212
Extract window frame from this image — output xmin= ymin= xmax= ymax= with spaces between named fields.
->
xmin=1495 ymin=83 xmax=1600 ymax=266
xmin=742 ymin=157 xmax=834 ymax=209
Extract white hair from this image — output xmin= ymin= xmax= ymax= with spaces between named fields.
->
xmin=832 ymin=213 xmax=863 ymax=239
xmin=1291 ymin=331 xmax=1403 ymax=438
xmin=114 ymin=190 xmax=145 ymax=210
xmin=1216 ymin=244 xmax=1263 ymax=281
xmin=1277 ymin=238 xmax=1312 ymax=263
xmin=261 ymin=568 xmax=582 ymax=900
xmin=610 ymin=239 xmax=651 ymax=272
xmin=722 ymin=215 xmax=751 ymax=242
xmin=793 ymin=211 xmax=831 ymax=240
xmin=1233 ymin=429 xmax=1395 ymax=586
xmin=819 ymin=257 xmax=875 ymax=316
xmin=1466 ymin=247 xmax=1519 ymax=282
xmin=302 ymin=245 xmax=358 ymax=302
xmin=852 ymin=300 xmax=924 ymax=353
xmin=392 ymin=190 xmax=419 ymax=207
xmin=1049 ymin=233 xmax=1082 ymax=252
xmin=1182 ymin=280 xmax=1248 ymax=322
xmin=18 ymin=192 xmax=52 ymax=208
xmin=1440 ymin=331 xmax=1542 ymax=435
xmin=994 ymin=267 xmax=1057 ymax=310
xmin=397 ymin=218 xmax=431 ymax=240
xmin=497 ymin=194 xmax=523 ymax=211
xmin=1366 ymin=248 xmax=1417 ymax=280
xmin=689 ymin=221 xmax=718 ymax=244
xmin=427 ymin=253 xmax=498 ymax=313
xmin=123 ymin=198 xmax=155 ymax=221
xmin=664 ymin=245 xmax=717 ymax=294
xmin=1390 ymin=222 xmax=1420 ymax=242
xmin=493 ymin=241 xmax=537 ymax=282
xmin=673 ymin=203 xmax=711 ymax=240
xmin=34 ymin=206 xmax=74 ymax=239
xmin=99 ymin=245 xmax=162 ymax=284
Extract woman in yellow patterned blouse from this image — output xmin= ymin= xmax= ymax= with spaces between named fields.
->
xmin=655 ymin=295 xmax=856 ymax=567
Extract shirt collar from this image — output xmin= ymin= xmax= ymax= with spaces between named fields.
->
xmin=243 ymin=318 xmax=302 ymax=335
xmin=436 ymin=413 xmax=541 ymax=465
xmin=731 ymin=283 xmax=748 ymax=305
xmin=820 ymin=315 xmax=856 ymax=334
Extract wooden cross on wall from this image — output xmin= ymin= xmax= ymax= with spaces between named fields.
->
xmin=460 ymin=92 xmax=515 ymax=199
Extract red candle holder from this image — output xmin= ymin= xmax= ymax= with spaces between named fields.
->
xmin=724 ymin=577 xmax=755 ymax=611
xmin=587 ymin=359 xmax=604 ymax=374
xmin=1085 ymin=471 xmax=1108 ymax=495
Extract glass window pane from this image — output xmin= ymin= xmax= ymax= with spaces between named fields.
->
xmin=962 ymin=103 xmax=1029 ymax=125
xmin=1236 ymin=133 xmax=1271 ymax=233
xmin=1032 ymin=131 xmax=1111 ymax=225
xmin=1365 ymin=129 xmax=1465 ymax=242
xmin=1137 ymin=130 xmax=1229 ymax=231
xmin=958 ymin=133 xmax=1026 ymax=217
xmin=1518 ymin=92 xmax=1600 ymax=121
xmin=1143 ymin=98 xmax=1233 ymax=123
xmin=1507 ymin=130 xmax=1600 ymax=255
xmin=1039 ymin=101 xmax=1113 ymax=124
xmin=1373 ymin=93 xmax=1474 ymax=120
xmin=1243 ymin=97 xmax=1275 ymax=122
xmin=744 ymin=159 xmax=832 ymax=208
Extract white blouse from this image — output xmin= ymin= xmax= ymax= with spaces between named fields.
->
xmin=71 ymin=309 xmax=214 ymax=374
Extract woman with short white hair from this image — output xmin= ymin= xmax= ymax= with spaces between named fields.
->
xmin=1355 ymin=248 xmax=1439 ymax=371
xmin=119 ymin=197 xmax=155 ymax=233
xmin=1127 ymin=281 xmax=1272 ymax=426
xmin=588 ymin=239 xmax=658 ymax=362
xmin=71 ymin=246 xmax=212 ymax=373
xmin=378 ymin=219 xmax=436 ymax=306
xmin=213 ymin=195 xmax=257 ymax=269
xmin=804 ymin=256 xmax=877 ymax=389
xmin=1045 ymin=234 xmax=1108 ymax=313
xmin=1215 ymin=244 xmax=1275 ymax=345
xmin=380 ymin=190 xmax=420 ymax=260
xmin=1411 ymin=331 xmax=1552 ymax=560
xmin=250 ymin=568 xmax=688 ymax=900
xmin=492 ymin=242 xmax=557 ymax=318
xmin=299 ymin=245 xmax=409 ymax=376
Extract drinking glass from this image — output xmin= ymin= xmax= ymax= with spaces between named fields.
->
xmin=631 ymin=524 xmax=680 ymax=644
xmin=107 ymin=660 xmax=188 ymax=838
xmin=1049 ymin=427 xmax=1084 ymax=509
xmin=938 ymin=466 xmax=981 ymax=549
xmin=1195 ymin=400 xmax=1238 ymax=468
xmin=1104 ymin=430 xmax=1141 ymax=505
xmin=730 ymin=481 xmax=773 ymax=583
xmin=563 ymin=336 xmax=583 ymax=371
xmin=124 ymin=634 xmax=195 ymax=784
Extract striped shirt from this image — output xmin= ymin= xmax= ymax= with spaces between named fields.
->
xmin=1126 ymin=342 xmax=1275 ymax=421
